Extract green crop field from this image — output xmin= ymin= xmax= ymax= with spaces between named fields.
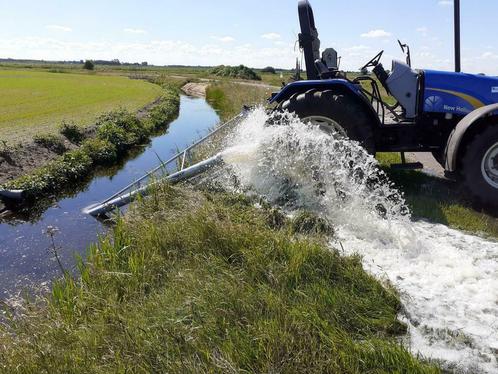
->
xmin=0 ymin=70 xmax=163 ymax=142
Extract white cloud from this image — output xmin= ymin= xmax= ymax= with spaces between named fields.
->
xmin=343 ymin=45 xmax=372 ymax=57
xmin=0 ymin=36 xmax=297 ymax=69
xmin=210 ymin=36 xmax=235 ymax=43
xmin=416 ymin=26 xmax=429 ymax=37
xmin=360 ymin=29 xmax=391 ymax=38
xmin=438 ymin=0 xmax=453 ymax=6
xmin=46 ymin=25 xmax=72 ymax=32
xmin=123 ymin=28 xmax=147 ymax=34
xmin=344 ymin=45 xmax=369 ymax=52
xmin=481 ymin=51 xmax=498 ymax=59
xmin=261 ymin=32 xmax=281 ymax=40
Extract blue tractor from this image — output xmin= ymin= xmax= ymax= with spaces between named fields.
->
xmin=271 ymin=0 xmax=498 ymax=206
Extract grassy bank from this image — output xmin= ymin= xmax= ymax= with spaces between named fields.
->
xmin=0 ymin=185 xmax=438 ymax=372
xmin=0 ymin=70 xmax=163 ymax=143
xmin=1 ymin=85 xmax=180 ymax=198
xmin=206 ymin=82 xmax=273 ymax=121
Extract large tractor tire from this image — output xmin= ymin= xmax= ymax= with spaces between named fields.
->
xmin=460 ymin=125 xmax=498 ymax=206
xmin=278 ymin=89 xmax=376 ymax=154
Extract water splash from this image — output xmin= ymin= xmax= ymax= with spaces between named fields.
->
xmin=219 ymin=108 xmax=498 ymax=373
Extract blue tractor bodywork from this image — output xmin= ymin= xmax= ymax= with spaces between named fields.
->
xmin=423 ymin=70 xmax=498 ymax=116
xmin=273 ymin=0 xmax=498 ymax=204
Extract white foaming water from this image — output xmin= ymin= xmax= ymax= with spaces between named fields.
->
xmin=219 ymin=108 xmax=498 ymax=373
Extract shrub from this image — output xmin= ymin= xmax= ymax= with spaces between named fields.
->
xmin=83 ymin=60 xmax=94 ymax=70
xmin=96 ymin=109 xmax=146 ymax=153
xmin=6 ymin=149 xmax=92 ymax=196
xmin=81 ymin=138 xmax=117 ymax=164
xmin=33 ymin=133 xmax=66 ymax=154
xmin=59 ymin=121 xmax=85 ymax=144
xmin=2 ymin=86 xmax=181 ymax=197
xmin=261 ymin=66 xmax=276 ymax=74
xmin=144 ymin=91 xmax=180 ymax=131
xmin=0 ymin=140 xmax=16 ymax=160
xmin=209 ymin=64 xmax=261 ymax=81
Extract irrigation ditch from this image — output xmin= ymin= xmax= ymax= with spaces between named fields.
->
xmin=0 ymin=93 xmax=219 ymax=297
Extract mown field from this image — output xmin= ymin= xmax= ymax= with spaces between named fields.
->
xmin=0 ymin=70 xmax=163 ymax=142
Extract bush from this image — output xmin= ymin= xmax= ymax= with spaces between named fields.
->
xmin=81 ymin=138 xmax=117 ymax=164
xmin=209 ymin=64 xmax=261 ymax=81
xmin=96 ymin=109 xmax=146 ymax=153
xmin=261 ymin=66 xmax=276 ymax=74
xmin=6 ymin=149 xmax=93 ymax=196
xmin=2 ymin=87 xmax=181 ymax=197
xmin=83 ymin=60 xmax=94 ymax=70
xmin=59 ymin=121 xmax=85 ymax=144
xmin=33 ymin=133 xmax=66 ymax=154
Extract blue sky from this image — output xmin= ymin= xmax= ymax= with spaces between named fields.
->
xmin=1 ymin=0 xmax=498 ymax=74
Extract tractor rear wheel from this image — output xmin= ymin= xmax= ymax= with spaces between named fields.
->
xmin=461 ymin=125 xmax=498 ymax=206
xmin=278 ymin=89 xmax=376 ymax=154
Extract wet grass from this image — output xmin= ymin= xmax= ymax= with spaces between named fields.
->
xmin=207 ymin=82 xmax=498 ymax=239
xmin=0 ymin=185 xmax=439 ymax=372
xmin=377 ymin=153 xmax=498 ymax=238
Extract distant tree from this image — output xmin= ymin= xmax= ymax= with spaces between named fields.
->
xmin=261 ymin=66 xmax=276 ymax=74
xmin=141 ymin=61 xmax=148 ymax=66
xmin=83 ymin=60 xmax=94 ymax=70
xmin=209 ymin=64 xmax=261 ymax=81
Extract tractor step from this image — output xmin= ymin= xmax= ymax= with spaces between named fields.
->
xmin=390 ymin=162 xmax=424 ymax=170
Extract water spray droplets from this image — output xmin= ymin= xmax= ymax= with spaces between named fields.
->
xmin=222 ymin=108 xmax=409 ymax=225
xmin=219 ymin=107 xmax=498 ymax=373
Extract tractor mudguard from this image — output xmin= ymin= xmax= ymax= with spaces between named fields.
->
xmin=269 ymin=80 xmax=381 ymax=126
xmin=270 ymin=79 xmax=360 ymax=104
xmin=445 ymin=103 xmax=498 ymax=172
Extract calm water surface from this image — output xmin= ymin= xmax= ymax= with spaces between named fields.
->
xmin=0 ymin=95 xmax=219 ymax=296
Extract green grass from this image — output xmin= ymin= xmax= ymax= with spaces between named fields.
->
xmin=0 ymin=185 xmax=439 ymax=372
xmin=0 ymin=70 xmax=163 ymax=142
xmin=2 ymin=86 xmax=180 ymax=198
xmin=377 ymin=153 xmax=498 ymax=238
xmin=206 ymin=82 xmax=272 ymax=121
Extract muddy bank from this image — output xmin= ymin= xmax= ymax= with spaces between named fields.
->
xmin=0 ymin=96 xmax=173 ymax=187
xmin=181 ymin=82 xmax=208 ymax=97
xmin=0 ymin=128 xmax=93 ymax=186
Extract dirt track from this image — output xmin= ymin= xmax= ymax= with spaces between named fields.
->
xmin=181 ymin=82 xmax=208 ymax=97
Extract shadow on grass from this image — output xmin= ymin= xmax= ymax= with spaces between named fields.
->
xmin=379 ymin=153 xmax=498 ymax=238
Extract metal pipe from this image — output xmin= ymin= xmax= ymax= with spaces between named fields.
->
xmin=84 ymin=153 xmax=224 ymax=217
xmin=0 ymin=190 xmax=24 ymax=200
xmin=454 ymin=0 xmax=461 ymax=72
xmin=100 ymin=110 xmax=247 ymax=205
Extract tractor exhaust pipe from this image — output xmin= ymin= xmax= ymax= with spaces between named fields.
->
xmin=454 ymin=0 xmax=461 ymax=72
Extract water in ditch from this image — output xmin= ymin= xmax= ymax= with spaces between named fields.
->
xmin=0 ymin=95 xmax=219 ymax=297
xmin=219 ymin=108 xmax=498 ymax=373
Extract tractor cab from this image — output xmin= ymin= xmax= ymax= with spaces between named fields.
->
xmin=295 ymin=0 xmax=498 ymax=124
xmin=296 ymin=0 xmax=421 ymax=121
